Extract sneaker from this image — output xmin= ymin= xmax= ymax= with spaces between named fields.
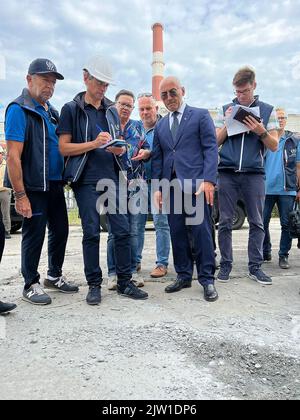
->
xmin=22 ymin=283 xmax=52 ymax=305
xmin=279 ymin=256 xmax=290 ymax=269
xmin=136 ymin=263 xmax=142 ymax=273
xmin=117 ymin=281 xmax=148 ymax=300
xmin=263 ymin=253 xmax=272 ymax=262
xmin=217 ymin=265 xmax=232 ymax=283
xmin=107 ymin=275 xmax=117 ymax=291
xmin=44 ymin=276 xmax=79 ymax=294
xmin=132 ymin=273 xmax=145 ymax=288
xmin=0 ymin=301 xmax=17 ymax=313
xmin=150 ymin=265 xmax=168 ymax=278
xmin=86 ymin=285 xmax=101 ymax=305
xmin=248 ymin=269 xmax=272 ymax=285
xmin=5 ymin=231 xmax=11 ymax=239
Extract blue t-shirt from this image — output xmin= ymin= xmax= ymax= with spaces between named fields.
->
xmin=265 ymin=134 xmax=300 ymax=196
xmin=57 ymin=102 xmax=118 ymax=184
xmin=5 ymin=101 xmax=64 ymax=181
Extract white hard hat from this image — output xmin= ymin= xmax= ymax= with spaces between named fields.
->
xmin=83 ymin=55 xmax=115 ymax=85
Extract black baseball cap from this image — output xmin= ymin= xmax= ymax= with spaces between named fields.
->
xmin=28 ymin=58 xmax=64 ymax=80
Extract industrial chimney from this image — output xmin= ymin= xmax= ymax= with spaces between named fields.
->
xmin=152 ymin=23 xmax=165 ymax=101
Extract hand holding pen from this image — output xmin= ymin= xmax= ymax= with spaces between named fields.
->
xmin=94 ymin=125 xmax=112 ymax=149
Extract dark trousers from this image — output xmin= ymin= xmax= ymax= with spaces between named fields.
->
xmin=263 ymin=195 xmax=295 ymax=258
xmin=218 ymin=172 xmax=265 ymax=271
xmin=0 ymin=217 xmax=5 ymax=262
xmin=22 ymin=182 xmax=69 ymax=288
xmin=73 ymin=183 xmax=132 ymax=286
xmin=168 ymin=187 xmax=215 ymax=286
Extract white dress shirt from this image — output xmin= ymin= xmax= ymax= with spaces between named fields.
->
xmin=169 ymin=102 xmax=187 ymax=130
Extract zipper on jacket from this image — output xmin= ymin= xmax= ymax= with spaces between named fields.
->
xmin=238 ymin=133 xmax=245 ymax=171
xmin=283 ymin=138 xmax=287 ymax=191
xmin=106 ymin=109 xmax=128 ymax=182
xmin=42 ymin=117 xmax=47 ymax=191
xmin=260 ymin=150 xmax=264 ymax=167
xmin=73 ymin=112 xmax=89 ymax=182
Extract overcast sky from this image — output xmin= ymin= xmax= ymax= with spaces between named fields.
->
xmin=0 ymin=0 xmax=300 ymax=120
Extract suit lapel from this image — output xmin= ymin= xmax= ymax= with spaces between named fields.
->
xmin=174 ymin=106 xmax=192 ymax=148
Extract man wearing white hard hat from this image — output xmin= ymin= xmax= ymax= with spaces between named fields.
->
xmin=58 ymin=55 xmax=148 ymax=305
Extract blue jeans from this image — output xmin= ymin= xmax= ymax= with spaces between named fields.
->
xmin=73 ymin=183 xmax=132 ymax=286
xmin=107 ymin=212 xmax=139 ymax=276
xmin=136 ymin=183 xmax=170 ymax=267
xmin=218 ymin=172 xmax=265 ymax=271
xmin=263 ymin=195 xmax=295 ymax=258
xmin=137 ymin=212 xmax=170 ymax=267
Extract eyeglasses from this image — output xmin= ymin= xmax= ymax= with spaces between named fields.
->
xmin=117 ymin=102 xmax=134 ymax=110
xmin=277 ymin=117 xmax=287 ymax=121
xmin=137 ymin=92 xmax=153 ymax=99
xmin=234 ymin=88 xmax=252 ymax=96
xmin=160 ymin=88 xmax=179 ymax=100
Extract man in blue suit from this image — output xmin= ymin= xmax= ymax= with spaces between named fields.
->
xmin=151 ymin=76 xmax=218 ymax=302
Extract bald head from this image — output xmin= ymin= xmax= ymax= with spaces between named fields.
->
xmin=160 ymin=76 xmax=182 ymax=91
xmin=159 ymin=76 xmax=185 ymax=113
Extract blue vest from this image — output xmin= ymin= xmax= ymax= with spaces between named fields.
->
xmin=4 ymin=88 xmax=60 ymax=191
xmin=219 ymin=97 xmax=274 ymax=173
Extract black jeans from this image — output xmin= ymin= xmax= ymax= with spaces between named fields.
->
xmin=73 ymin=183 xmax=132 ymax=286
xmin=22 ymin=182 xmax=69 ymax=288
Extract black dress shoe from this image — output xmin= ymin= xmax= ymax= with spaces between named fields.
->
xmin=0 ymin=301 xmax=17 ymax=313
xmin=203 ymin=284 xmax=218 ymax=302
xmin=165 ymin=278 xmax=192 ymax=293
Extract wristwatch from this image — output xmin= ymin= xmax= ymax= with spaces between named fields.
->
xmin=260 ymin=130 xmax=268 ymax=140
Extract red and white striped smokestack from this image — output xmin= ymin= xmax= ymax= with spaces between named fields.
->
xmin=152 ymin=23 xmax=165 ymax=101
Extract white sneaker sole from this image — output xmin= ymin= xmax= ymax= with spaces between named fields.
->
xmin=248 ymin=273 xmax=272 ymax=285
xmin=22 ymin=296 xmax=52 ymax=305
xmin=217 ymin=277 xmax=230 ymax=283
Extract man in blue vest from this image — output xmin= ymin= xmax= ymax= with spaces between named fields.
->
xmin=263 ymin=108 xmax=300 ymax=269
xmin=215 ymin=66 xmax=279 ymax=285
xmin=5 ymin=58 xmax=79 ymax=305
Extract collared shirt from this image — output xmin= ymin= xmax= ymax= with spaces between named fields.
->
xmin=169 ymin=102 xmax=187 ymax=129
xmin=5 ymin=101 xmax=64 ymax=181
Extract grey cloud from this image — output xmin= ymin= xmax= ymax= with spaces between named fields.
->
xmin=0 ymin=0 xmax=299 ymax=114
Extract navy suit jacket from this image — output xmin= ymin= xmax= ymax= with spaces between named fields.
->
xmin=151 ymin=105 xmax=218 ymax=193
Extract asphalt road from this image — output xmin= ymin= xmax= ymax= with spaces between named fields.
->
xmin=0 ymin=220 xmax=299 ymax=400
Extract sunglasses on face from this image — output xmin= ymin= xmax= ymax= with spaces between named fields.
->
xmin=160 ymin=88 xmax=179 ymax=100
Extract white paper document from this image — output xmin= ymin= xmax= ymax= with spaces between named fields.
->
xmin=225 ymin=105 xmax=260 ymax=137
